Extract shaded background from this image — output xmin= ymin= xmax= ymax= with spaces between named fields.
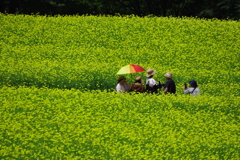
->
xmin=0 ymin=0 xmax=240 ymax=19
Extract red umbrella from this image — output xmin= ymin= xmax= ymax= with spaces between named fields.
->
xmin=117 ymin=64 xmax=145 ymax=74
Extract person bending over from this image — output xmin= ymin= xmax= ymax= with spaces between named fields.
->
xmin=116 ymin=76 xmax=130 ymax=93
xmin=183 ymin=80 xmax=200 ymax=96
xmin=130 ymin=76 xmax=146 ymax=93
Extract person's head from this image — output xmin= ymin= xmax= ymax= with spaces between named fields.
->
xmin=146 ymin=69 xmax=156 ymax=78
xmin=118 ymin=76 xmax=127 ymax=84
xmin=135 ymin=76 xmax=144 ymax=84
xmin=189 ymin=80 xmax=198 ymax=88
xmin=164 ymin=72 xmax=173 ymax=80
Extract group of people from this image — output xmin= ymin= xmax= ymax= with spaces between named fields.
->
xmin=116 ymin=69 xmax=200 ymax=96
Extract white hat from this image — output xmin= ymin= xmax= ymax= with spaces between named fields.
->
xmin=135 ymin=76 xmax=144 ymax=83
xmin=146 ymin=69 xmax=156 ymax=77
xmin=164 ymin=72 xmax=172 ymax=79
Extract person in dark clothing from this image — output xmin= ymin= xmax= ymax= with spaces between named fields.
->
xmin=163 ymin=72 xmax=176 ymax=94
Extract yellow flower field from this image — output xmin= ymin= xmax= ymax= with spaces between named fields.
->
xmin=0 ymin=87 xmax=239 ymax=159
xmin=0 ymin=14 xmax=239 ymax=159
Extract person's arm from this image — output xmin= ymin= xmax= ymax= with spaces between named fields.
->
xmin=183 ymin=88 xmax=191 ymax=94
xmin=183 ymin=86 xmax=189 ymax=94
xmin=116 ymin=84 xmax=121 ymax=92
xmin=164 ymin=81 xmax=170 ymax=94
xmin=164 ymin=87 xmax=168 ymax=94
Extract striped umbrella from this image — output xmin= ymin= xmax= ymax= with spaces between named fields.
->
xmin=116 ymin=64 xmax=146 ymax=74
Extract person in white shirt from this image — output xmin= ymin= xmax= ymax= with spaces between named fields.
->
xmin=116 ymin=76 xmax=130 ymax=93
xmin=183 ymin=80 xmax=200 ymax=96
xmin=146 ymin=69 xmax=158 ymax=94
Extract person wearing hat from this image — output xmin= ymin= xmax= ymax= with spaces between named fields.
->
xmin=183 ymin=80 xmax=200 ymax=96
xmin=146 ymin=69 xmax=158 ymax=94
xmin=163 ymin=72 xmax=176 ymax=94
xmin=130 ymin=76 xmax=146 ymax=93
xmin=116 ymin=76 xmax=130 ymax=93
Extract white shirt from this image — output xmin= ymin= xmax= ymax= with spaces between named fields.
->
xmin=184 ymin=87 xmax=200 ymax=96
xmin=116 ymin=83 xmax=129 ymax=93
xmin=146 ymin=78 xmax=157 ymax=87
